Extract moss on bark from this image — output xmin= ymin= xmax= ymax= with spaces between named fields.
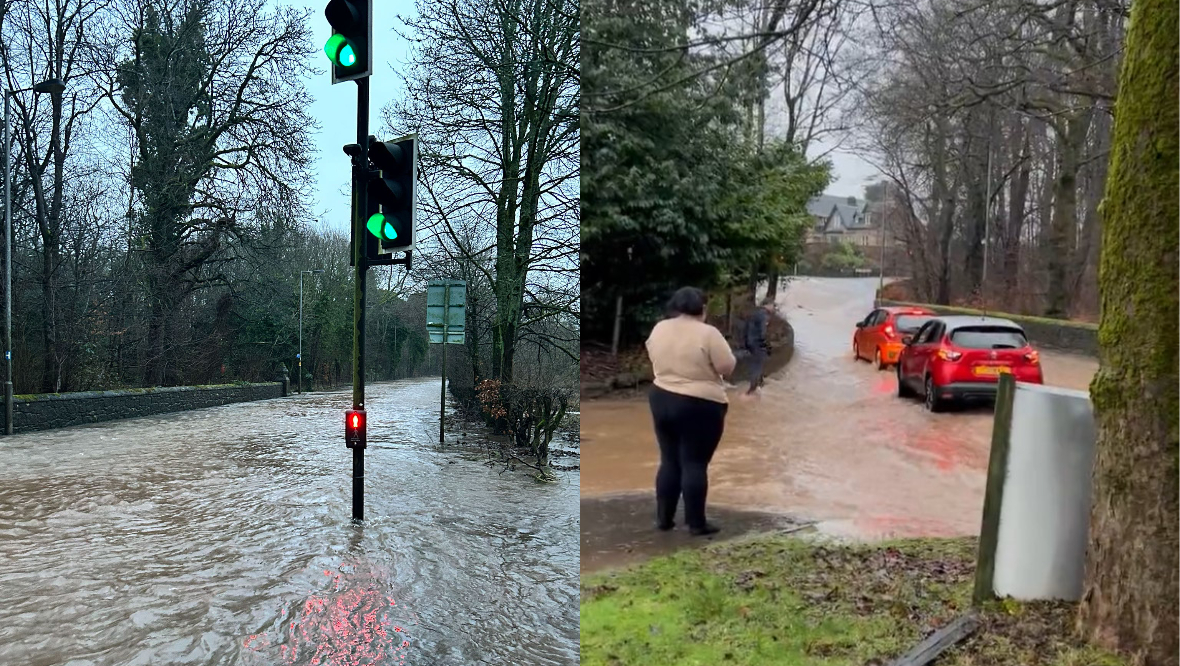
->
xmin=1077 ymin=0 xmax=1179 ymax=662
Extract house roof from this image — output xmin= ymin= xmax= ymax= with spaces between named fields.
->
xmin=806 ymin=194 xmax=868 ymax=231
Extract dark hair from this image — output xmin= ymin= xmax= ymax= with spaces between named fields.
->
xmin=666 ymin=287 xmax=707 ymax=317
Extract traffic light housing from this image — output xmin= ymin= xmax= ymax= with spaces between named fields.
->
xmin=365 ymin=134 xmax=417 ymax=256
xmin=324 ymin=0 xmax=371 ymax=84
xmin=345 ymin=409 xmax=366 ymax=449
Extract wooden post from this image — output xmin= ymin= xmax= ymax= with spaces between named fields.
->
xmin=973 ymin=372 xmax=1017 ymax=605
xmin=610 ymin=294 xmax=623 ymax=357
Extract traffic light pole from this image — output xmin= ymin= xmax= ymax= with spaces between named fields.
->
xmin=351 ymin=76 xmax=370 ymax=522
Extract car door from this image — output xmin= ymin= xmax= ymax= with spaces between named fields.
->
xmin=863 ymin=309 xmax=882 ymax=349
xmin=856 ymin=309 xmax=881 ymax=349
xmin=863 ymin=310 xmax=885 ymax=350
xmin=913 ymin=321 xmax=944 ymax=378
xmin=901 ymin=321 xmax=934 ymax=381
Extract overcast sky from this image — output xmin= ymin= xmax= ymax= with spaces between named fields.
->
xmin=813 ymin=146 xmax=879 ymax=200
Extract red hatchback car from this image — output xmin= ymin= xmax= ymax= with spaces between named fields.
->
xmin=896 ymin=315 xmax=1044 ymax=412
xmin=852 ymin=306 xmax=937 ymax=369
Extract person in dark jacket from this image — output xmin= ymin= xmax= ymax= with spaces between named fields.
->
xmin=645 ymin=287 xmax=737 ymax=536
xmin=743 ymin=297 xmax=775 ymax=396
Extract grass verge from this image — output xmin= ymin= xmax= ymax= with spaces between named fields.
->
xmin=580 ymin=535 xmax=1126 ymax=666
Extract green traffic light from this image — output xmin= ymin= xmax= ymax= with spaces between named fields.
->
xmin=324 ymin=33 xmax=357 ymax=67
xmin=366 ymin=213 xmax=397 ymax=240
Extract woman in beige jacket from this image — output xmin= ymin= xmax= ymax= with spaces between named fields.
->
xmin=644 ymin=287 xmax=737 ymax=536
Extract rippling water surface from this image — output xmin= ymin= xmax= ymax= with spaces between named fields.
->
xmin=0 ymin=378 xmax=579 ymax=665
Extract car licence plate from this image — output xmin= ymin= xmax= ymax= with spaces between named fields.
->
xmin=973 ymin=366 xmax=1011 ymax=376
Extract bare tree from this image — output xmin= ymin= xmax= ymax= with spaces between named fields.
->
xmin=92 ymin=0 xmax=317 ymax=385
xmin=386 ymin=0 xmax=579 ymax=385
xmin=1 ymin=0 xmax=112 ymax=391
xmin=854 ymin=0 xmax=1124 ymax=317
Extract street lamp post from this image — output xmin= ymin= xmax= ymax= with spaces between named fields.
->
xmin=3 ymin=78 xmax=65 ymax=434
xmin=876 ymin=182 xmax=890 ymax=306
xmin=299 ymin=269 xmax=324 ymax=394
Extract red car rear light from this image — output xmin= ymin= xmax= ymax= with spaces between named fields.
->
xmin=1024 ymin=350 xmax=1039 ymax=365
xmin=883 ymin=324 xmax=894 ymax=338
xmin=937 ymin=348 xmax=962 ymax=362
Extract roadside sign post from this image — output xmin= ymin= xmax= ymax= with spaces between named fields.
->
xmin=427 ymin=279 xmax=466 ymax=443
xmin=441 ymin=285 xmax=448 ymax=441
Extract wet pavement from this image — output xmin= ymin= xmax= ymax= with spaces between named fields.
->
xmin=0 ymin=378 xmax=578 ymax=665
xmin=581 ymin=278 xmax=1098 ymax=571
xmin=580 ymin=495 xmax=813 ymax=573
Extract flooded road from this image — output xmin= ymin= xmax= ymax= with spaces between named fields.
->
xmin=0 ymin=378 xmax=578 ymax=665
xmin=582 ymin=277 xmax=1097 ymax=547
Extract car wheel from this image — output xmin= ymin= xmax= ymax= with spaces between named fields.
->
xmin=852 ymin=340 xmax=861 ymax=361
xmin=897 ymin=365 xmax=915 ymax=398
xmin=924 ymin=375 xmax=945 ymax=413
xmin=874 ymin=348 xmax=886 ymax=371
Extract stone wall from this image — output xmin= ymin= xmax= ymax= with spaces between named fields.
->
xmin=3 ymin=383 xmax=286 ymax=434
xmin=876 ymin=299 xmax=1099 ymax=356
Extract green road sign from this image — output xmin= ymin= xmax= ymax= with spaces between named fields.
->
xmin=426 ymin=279 xmax=466 ymax=344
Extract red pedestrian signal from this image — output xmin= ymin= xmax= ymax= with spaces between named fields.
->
xmin=345 ymin=409 xmax=366 ymax=449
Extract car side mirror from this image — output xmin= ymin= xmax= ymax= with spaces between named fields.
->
xmin=901 ymin=336 xmax=913 ymax=345
xmin=855 ymin=320 xmax=865 ymax=328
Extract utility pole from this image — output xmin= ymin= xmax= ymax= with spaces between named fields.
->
xmin=877 ymin=185 xmax=887 ymax=303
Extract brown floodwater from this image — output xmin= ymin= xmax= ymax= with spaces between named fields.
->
xmin=581 ymin=277 xmax=1097 ymax=546
xmin=0 ymin=378 xmax=578 ymax=665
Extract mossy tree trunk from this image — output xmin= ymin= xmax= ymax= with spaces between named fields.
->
xmin=1077 ymin=0 xmax=1178 ymax=662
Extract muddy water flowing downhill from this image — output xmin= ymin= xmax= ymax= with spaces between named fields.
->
xmin=0 ymin=377 xmax=579 ymax=665
xmin=582 ymin=278 xmax=1097 ymax=570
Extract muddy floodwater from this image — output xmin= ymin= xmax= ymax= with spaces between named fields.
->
xmin=0 ymin=378 xmax=578 ymax=665
xmin=582 ymin=278 xmax=1097 ymax=568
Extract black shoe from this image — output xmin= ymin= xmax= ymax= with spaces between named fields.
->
xmin=656 ymin=497 xmax=677 ymax=531
xmin=689 ymin=523 xmax=720 ymax=536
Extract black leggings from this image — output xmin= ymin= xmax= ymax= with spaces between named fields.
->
xmin=648 ymin=386 xmax=728 ymax=528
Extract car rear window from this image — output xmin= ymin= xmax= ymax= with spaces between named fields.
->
xmin=950 ymin=326 xmax=1028 ymax=349
xmin=894 ymin=315 xmax=933 ymax=332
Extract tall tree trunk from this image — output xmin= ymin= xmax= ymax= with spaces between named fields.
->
xmin=145 ymin=294 xmax=167 ymax=387
xmin=1043 ymin=112 xmax=1092 ymax=317
xmin=963 ymin=153 xmax=987 ymax=295
xmin=143 ymin=284 xmax=181 ymax=387
xmin=25 ymin=89 xmax=67 ymax=392
xmin=930 ymin=120 xmax=955 ymax=305
xmin=1070 ymin=111 xmax=1111 ymax=312
xmin=1077 ymin=0 xmax=1178 ymax=660
xmin=963 ymin=111 xmax=992 ymax=296
xmin=39 ymin=245 xmax=60 ymax=392
xmin=1003 ymin=126 xmax=1031 ymax=296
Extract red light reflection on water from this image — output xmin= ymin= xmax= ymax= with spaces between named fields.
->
xmin=243 ymin=562 xmax=417 ymax=666
xmin=871 ymin=375 xmax=896 ymax=395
